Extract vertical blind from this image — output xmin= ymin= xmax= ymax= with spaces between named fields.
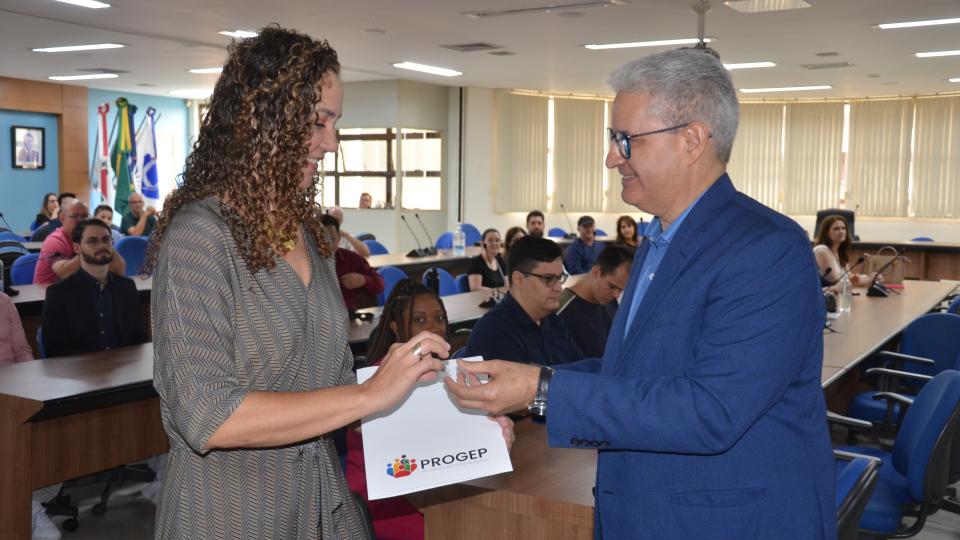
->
xmin=846 ymin=99 xmax=913 ymax=217
xmin=495 ymin=92 xmax=548 ymax=212
xmin=726 ymin=103 xmax=785 ymax=211
xmin=782 ymin=102 xmax=844 ymax=215
xmin=553 ymin=98 xmax=606 ymax=212
xmin=912 ymin=96 xmax=960 ymax=218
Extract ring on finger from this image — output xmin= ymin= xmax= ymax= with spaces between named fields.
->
xmin=411 ymin=342 xmax=423 ymax=358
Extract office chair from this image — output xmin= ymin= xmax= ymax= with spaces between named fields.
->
xmin=376 ymin=266 xmax=407 ymax=306
xmin=910 ymin=237 xmax=934 ymax=242
xmin=460 ymin=223 xmax=482 ymax=246
xmin=834 ymin=450 xmax=881 ymax=540
xmin=435 ymin=232 xmax=453 ymax=250
xmin=946 ymin=296 xmax=960 ymax=315
xmin=356 ymin=233 xmax=376 ymax=242
xmin=362 ymin=239 xmax=389 ymax=255
xmin=547 ymin=227 xmax=567 ymax=238
xmin=0 ymin=231 xmax=27 ymax=243
xmin=829 ymin=370 xmax=960 ymax=538
xmin=454 ymin=274 xmax=470 ymax=294
xmin=847 ymin=314 xmax=960 ymax=433
xmin=421 ymin=267 xmax=458 ymax=297
xmin=115 ymin=236 xmax=149 ymax=276
xmin=10 ymin=252 xmax=38 ymax=285
xmin=595 ymin=229 xmax=608 ymax=237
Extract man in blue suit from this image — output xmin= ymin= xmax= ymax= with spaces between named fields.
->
xmin=446 ymin=48 xmax=835 ymax=539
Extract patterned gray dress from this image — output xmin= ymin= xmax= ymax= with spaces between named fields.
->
xmin=152 ymin=198 xmax=368 ymax=539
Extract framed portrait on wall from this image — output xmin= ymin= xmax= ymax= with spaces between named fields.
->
xmin=12 ymin=126 xmax=45 ymax=170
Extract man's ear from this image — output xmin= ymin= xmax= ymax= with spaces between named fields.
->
xmin=680 ymin=121 xmax=710 ymax=165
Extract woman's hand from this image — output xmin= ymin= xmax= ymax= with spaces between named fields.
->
xmin=488 ymin=414 xmax=515 ymax=451
xmin=361 ymin=331 xmax=448 ymax=413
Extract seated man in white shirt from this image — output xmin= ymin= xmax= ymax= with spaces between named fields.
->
xmin=326 ymin=205 xmax=371 ymax=257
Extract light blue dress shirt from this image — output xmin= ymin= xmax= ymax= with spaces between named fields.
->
xmin=624 ymin=192 xmax=709 ymax=334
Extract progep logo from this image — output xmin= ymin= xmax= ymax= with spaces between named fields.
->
xmin=386 ymin=455 xmax=417 ymax=478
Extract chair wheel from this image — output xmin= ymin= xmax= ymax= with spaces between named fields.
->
xmin=62 ymin=518 xmax=79 ymax=532
xmin=91 ymin=503 xmax=106 ymax=516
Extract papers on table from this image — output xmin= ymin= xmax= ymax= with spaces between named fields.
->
xmin=357 ymin=357 xmax=513 ymax=500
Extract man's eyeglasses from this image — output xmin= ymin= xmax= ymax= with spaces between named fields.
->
xmin=519 ymin=270 xmax=569 ymax=287
xmin=607 ymin=123 xmax=689 ymax=160
xmin=82 ymin=235 xmax=113 ymax=247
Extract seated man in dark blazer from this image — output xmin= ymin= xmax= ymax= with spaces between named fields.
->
xmin=466 ymin=235 xmax=583 ymax=366
xmin=42 ymin=219 xmax=147 ymax=357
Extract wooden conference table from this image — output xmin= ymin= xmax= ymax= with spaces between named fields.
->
xmin=412 ymin=279 xmax=958 ymax=540
xmin=0 ymin=280 xmax=954 ymax=539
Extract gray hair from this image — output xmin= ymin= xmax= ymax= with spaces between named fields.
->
xmin=608 ymin=48 xmax=739 ymax=163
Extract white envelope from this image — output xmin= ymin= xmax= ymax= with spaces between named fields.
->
xmin=357 ymin=357 xmax=513 ymax=500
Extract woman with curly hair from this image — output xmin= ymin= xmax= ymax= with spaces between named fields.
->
xmin=148 ymin=26 xmax=449 ymax=539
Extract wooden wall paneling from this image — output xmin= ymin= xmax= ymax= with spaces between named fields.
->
xmin=60 ymin=97 xmax=89 ymax=200
xmin=0 ymin=77 xmax=62 ymax=114
xmin=0 ymin=396 xmax=43 ymax=539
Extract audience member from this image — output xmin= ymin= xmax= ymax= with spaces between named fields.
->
xmin=321 ymin=214 xmax=383 ymax=311
xmin=525 ymin=210 xmax=545 ymax=238
xmin=33 ymin=192 xmax=59 ymax=230
xmin=466 ymin=236 xmax=582 ymax=365
xmin=615 ymin=215 xmax=640 ymax=249
xmin=94 ymin=204 xmax=125 ymax=245
xmin=557 ymin=245 xmax=633 ymax=357
xmin=34 ymin=199 xmax=126 ymax=285
xmin=41 ymin=219 xmax=146 ymax=357
xmin=563 ymin=215 xmax=603 ymax=274
xmin=326 ymin=205 xmax=371 ymax=257
xmin=813 ymin=215 xmax=873 ymax=288
xmin=0 ymin=291 xmax=33 ymax=365
xmin=358 ymin=192 xmax=373 ymax=209
xmin=503 ymin=226 xmax=526 ymax=259
xmin=467 ymin=228 xmax=507 ymax=291
xmin=30 ymin=193 xmax=74 ymax=242
xmin=121 ymin=192 xmax=158 ymax=237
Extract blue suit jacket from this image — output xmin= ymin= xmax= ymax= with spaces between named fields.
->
xmin=547 ymin=175 xmax=835 ymax=539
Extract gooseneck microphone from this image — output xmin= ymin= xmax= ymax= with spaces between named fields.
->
xmin=819 ymin=267 xmax=833 ymax=288
xmin=866 ymin=249 xmax=902 ymax=297
xmin=400 ymin=216 xmax=429 ymax=258
xmin=413 ymin=214 xmax=439 ymax=256
xmin=830 ymin=256 xmax=866 ymax=286
xmin=558 ymin=203 xmax=577 ymax=240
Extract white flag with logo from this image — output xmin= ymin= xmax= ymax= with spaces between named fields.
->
xmin=357 ymin=357 xmax=513 ymax=500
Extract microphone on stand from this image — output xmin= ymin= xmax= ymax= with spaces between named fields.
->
xmin=819 ymin=267 xmax=833 ymax=288
xmin=400 ymin=215 xmax=429 ymax=258
xmin=558 ymin=204 xmax=577 ymax=240
xmin=866 ymin=249 xmax=901 ymax=297
xmin=0 ymin=212 xmax=15 ymax=233
xmin=413 ymin=214 xmax=438 ymax=256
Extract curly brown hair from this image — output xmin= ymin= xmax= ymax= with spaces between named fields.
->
xmin=145 ymin=25 xmax=340 ymax=274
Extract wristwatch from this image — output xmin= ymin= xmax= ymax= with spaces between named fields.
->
xmin=527 ymin=366 xmax=556 ymax=416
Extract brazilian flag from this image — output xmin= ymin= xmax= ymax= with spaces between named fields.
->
xmin=111 ymin=98 xmax=137 ymax=217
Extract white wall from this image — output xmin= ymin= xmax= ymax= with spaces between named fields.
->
xmin=457 ymin=86 xmax=960 ymax=244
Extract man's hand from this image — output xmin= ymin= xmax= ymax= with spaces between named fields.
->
xmin=340 ymin=272 xmax=367 ymax=290
xmin=145 ymin=206 xmax=157 ymax=217
xmin=444 ymin=360 xmax=541 ymax=416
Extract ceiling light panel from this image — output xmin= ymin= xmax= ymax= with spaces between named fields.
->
xmin=33 ymin=43 xmax=123 ymax=52
xmin=49 ymin=73 xmax=118 ymax=81
xmin=916 ymin=50 xmax=960 ymax=58
xmin=878 ymin=17 xmax=960 ymax=30
xmin=585 ymin=38 xmax=712 ymax=50
xmin=392 ymin=62 xmax=462 ymax=77
xmin=53 ymin=0 xmax=110 ymax=8
xmin=724 ymin=0 xmax=810 ymax=13
xmin=189 ymin=67 xmax=223 ymax=74
xmin=723 ymin=61 xmax=776 ymax=70
xmin=218 ymin=30 xmax=258 ymax=39
xmin=740 ymin=85 xmax=831 ymax=93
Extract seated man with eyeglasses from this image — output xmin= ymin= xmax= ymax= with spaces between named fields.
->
xmin=466 ymin=235 xmax=583 ymax=366
xmin=41 ymin=219 xmax=146 ymax=357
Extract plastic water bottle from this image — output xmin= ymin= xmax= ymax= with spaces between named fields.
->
xmin=453 ymin=224 xmax=466 ymax=256
xmin=837 ymin=275 xmax=852 ymax=313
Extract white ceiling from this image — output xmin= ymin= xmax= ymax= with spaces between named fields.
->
xmin=1 ymin=0 xmax=959 ymax=100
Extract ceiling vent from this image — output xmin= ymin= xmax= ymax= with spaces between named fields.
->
xmin=464 ymin=0 xmax=626 ymax=19
xmin=815 ymin=51 xmax=840 ymax=57
xmin=77 ymin=67 xmax=129 ymax=74
xmin=801 ymin=62 xmax=854 ymax=70
xmin=489 ymin=51 xmax=516 ymax=56
xmin=441 ymin=42 xmax=503 ymax=52
xmin=724 ymin=0 xmax=810 ymax=13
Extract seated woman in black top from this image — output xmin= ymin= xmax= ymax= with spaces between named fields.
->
xmin=467 ymin=228 xmax=507 ymax=291
xmin=34 ymin=192 xmax=59 ymax=229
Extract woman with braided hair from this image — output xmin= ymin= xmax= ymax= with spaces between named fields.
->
xmin=148 ymin=27 xmax=450 ymax=539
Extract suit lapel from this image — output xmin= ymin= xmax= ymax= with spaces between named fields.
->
xmin=612 ymin=175 xmax=736 ymax=372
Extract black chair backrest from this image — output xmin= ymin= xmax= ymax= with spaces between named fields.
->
xmin=815 ymin=209 xmax=856 ymax=240
xmin=0 ymin=241 xmax=28 ymax=287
